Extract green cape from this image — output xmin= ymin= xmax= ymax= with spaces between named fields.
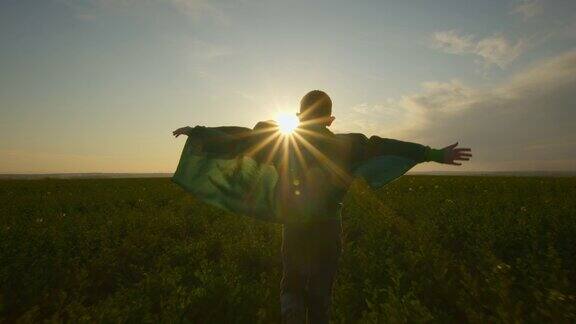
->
xmin=172 ymin=127 xmax=417 ymax=223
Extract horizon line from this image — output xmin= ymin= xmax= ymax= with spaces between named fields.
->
xmin=1 ymin=170 xmax=575 ymax=180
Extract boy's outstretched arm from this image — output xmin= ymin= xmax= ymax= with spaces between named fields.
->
xmin=173 ymin=126 xmax=253 ymax=138
xmin=367 ymin=136 xmax=472 ymax=165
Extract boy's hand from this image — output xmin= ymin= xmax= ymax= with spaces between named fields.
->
xmin=173 ymin=127 xmax=192 ymax=138
xmin=441 ymin=142 xmax=472 ymax=166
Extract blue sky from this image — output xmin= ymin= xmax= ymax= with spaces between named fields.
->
xmin=1 ymin=0 xmax=575 ymax=173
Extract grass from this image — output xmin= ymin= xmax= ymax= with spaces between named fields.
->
xmin=0 ymin=176 xmax=575 ymax=323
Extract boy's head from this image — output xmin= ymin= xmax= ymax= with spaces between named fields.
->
xmin=298 ymin=90 xmax=335 ymax=127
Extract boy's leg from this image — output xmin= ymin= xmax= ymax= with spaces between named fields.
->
xmin=280 ymin=224 xmax=309 ymax=323
xmin=306 ymin=219 xmax=342 ymax=324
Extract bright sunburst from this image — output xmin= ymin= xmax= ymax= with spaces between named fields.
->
xmin=276 ymin=112 xmax=299 ymax=135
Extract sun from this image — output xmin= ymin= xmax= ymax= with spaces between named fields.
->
xmin=276 ymin=112 xmax=299 ymax=135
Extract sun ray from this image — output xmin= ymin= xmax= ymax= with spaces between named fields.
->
xmin=281 ymin=133 xmax=291 ymax=170
xmin=289 ymin=135 xmax=308 ymax=172
xmin=292 ymin=132 xmax=353 ymax=186
xmin=262 ymin=133 xmax=285 ymax=165
xmin=243 ymin=131 xmax=281 ymax=158
xmin=298 ymin=116 xmax=332 ymax=128
xmin=295 ymin=127 xmax=337 ymax=141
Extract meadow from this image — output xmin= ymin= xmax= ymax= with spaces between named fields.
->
xmin=0 ymin=176 xmax=575 ymax=323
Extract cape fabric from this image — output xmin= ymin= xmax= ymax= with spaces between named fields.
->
xmin=172 ymin=126 xmax=418 ymax=223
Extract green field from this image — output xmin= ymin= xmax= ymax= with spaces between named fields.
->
xmin=1 ymin=176 xmax=575 ymax=323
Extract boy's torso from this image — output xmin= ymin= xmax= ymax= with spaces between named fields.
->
xmin=262 ymin=124 xmax=355 ymax=222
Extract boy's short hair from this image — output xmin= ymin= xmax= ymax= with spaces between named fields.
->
xmin=299 ymin=90 xmax=332 ymax=120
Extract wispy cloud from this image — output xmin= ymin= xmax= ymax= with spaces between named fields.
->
xmin=511 ymin=0 xmax=543 ymax=21
xmin=431 ymin=30 xmax=475 ymax=54
xmin=342 ymin=49 xmax=576 ymax=171
xmin=475 ymin=34 xmax=529 ymax=68
xmin=431 ymin=30 xmax=529 ymax=69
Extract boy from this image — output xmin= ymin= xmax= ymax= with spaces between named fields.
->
xmin=172 ymin=90 xmax=471 ymax=323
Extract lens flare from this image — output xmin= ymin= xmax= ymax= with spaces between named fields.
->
xmin=276 ymin=112 xmax=299 ymax=135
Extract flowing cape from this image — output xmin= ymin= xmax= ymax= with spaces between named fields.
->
xmin=172 ymin=126 xmax=417 ymax=223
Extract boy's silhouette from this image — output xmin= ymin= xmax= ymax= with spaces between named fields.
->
xmin=173 ymin=90 xmax=472 ymax=323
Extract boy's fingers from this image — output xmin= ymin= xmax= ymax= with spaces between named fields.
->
xmin=446 ymin=142 xmax=458 ymax=149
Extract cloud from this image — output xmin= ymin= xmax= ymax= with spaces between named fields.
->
xmin=431 ymin=30 xmax=475 ymax=54
xmin=475 ymin=34 xmax=529 ymax=68
xmin=431 ymin=30 xmax=529 ymax=69
xmin=511 ymin=0 xmax=543 ymax=21
xmin=352 ymin=103 xmax=386 ymax=114
xmin=342 ymin=50 xmax=576 ymax=171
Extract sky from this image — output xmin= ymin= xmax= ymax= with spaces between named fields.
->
xmin=1 ymin=0 xmax=575 ymax=173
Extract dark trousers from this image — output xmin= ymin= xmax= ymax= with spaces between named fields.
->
xmin=280 ymin=219 xmax=342 ymax=324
